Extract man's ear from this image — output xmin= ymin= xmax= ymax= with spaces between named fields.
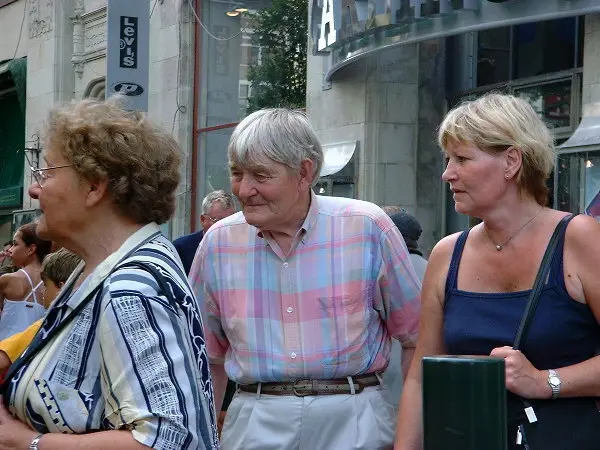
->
xmin=58 ymin=281 xmax=65 ymax=288
xmin=298 ymin=159 xmax=315 ymax=189
xmin=504 ymin=146 xmax=523 ymax=179
xmin=83 ymin=177 xmax=109 ymax=208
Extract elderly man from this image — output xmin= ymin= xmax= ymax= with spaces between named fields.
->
xmin=173 ymin=190 xmax=235 ymax=274
xmin=190 ymin=109 xmax=421 ymax=449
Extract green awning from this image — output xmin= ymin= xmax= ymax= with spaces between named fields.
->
xmin=0 ymin=58 xmax=26 ymax=209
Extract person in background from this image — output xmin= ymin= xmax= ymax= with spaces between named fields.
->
xmin=396 ymin=93 xmax=600 ymax=449
xmin=380 ymin=208 xmax=429 ymax=411
xmin=390 ymin=210 xmax=428 ymax=281
xmin=0 ymin=97 xmax=218 ymax=449
xmin=173 ymin=190 xmax=236 ymax=275
xmin=0 ymin=223 xmax=52 ymax=340
xmin=0 ymin=248 xmax=82 ymax=374
xmin=191 ymin=108 xmax=421 ymax=449
xmin=0 ymin=242 xmax=14 ymax=275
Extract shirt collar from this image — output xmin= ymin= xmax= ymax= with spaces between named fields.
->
xmin=64 ymin=223 xmax=162 ymax=310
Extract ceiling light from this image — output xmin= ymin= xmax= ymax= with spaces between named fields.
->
xmin=235 ymin=7 xmax=248 ymax=12
xmin=226 ymin=10 xmax=240 ymax=16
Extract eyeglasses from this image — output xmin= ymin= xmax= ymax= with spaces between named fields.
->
xmin=30 ymin=164 xmax=73 ymax=187
xmin=204 ymin=215 xmax=219 ymax=223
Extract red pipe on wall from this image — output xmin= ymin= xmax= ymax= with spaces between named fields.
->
xmin=190 ymin=0 xmax=202 ymax=232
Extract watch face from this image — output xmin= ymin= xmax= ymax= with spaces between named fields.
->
xmin=550 ymin=376 xmax=561 ymax=386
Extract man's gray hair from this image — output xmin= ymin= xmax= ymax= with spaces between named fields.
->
xmin=201 ymin=190 xmax=235 ymax=214
xmin=228 ymin=108 xmax=324 ymax=187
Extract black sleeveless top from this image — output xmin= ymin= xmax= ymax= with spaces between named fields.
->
xmin=444 ymin=217 xmax=600 ymax=370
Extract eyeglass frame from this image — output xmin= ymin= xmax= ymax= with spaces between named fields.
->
xmin=203 ymin=215 xmax=221 ymax=224
xmin=29 ymin=164 xmax=73 ymax=187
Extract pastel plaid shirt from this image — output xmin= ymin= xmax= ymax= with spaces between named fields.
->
xmin=189 ymin=193 xmax=421 ymax=383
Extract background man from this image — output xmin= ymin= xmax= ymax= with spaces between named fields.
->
xmin=173 ymin=190 xmax=235 ymax=274
xmin=190 ymin=108 xmax=421 ymax=449
xmin=382 ymin=207 xmax=429 ymax=411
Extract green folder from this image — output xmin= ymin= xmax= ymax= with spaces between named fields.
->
xmin=422 ymin=356 xmax=507 ymax=450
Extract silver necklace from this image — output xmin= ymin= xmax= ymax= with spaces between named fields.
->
xmin=484 ymin=207 xmax=543 ymax=251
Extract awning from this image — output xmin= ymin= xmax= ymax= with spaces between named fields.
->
xmin=559 ymin=116 xmax=600 ymax=153
xmin=320 ymin=140 xmax=358 ymax=177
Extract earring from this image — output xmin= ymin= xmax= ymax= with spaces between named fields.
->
xmin=505 ymin=174 xmax=510 ymax=179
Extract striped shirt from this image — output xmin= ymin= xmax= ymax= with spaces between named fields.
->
xmin=5 ymin=224 xmax=219 ymax=449
xmin=190 ymin=192 xmax=421 ymax=384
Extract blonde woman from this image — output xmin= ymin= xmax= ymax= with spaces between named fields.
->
xmin=396 ymin=94 xmax=600 ymax=449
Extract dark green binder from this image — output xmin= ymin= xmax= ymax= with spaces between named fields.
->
xmin=422 ymin=356 xmax=507 ymax=450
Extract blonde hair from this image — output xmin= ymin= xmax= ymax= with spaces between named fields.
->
xmin=438 ymin=93 xmax=555 ymax=206
xmin=41 ymin=248 xmax=82 ymax=285
xmin=46 ymin=97 xmax=181 ymax=224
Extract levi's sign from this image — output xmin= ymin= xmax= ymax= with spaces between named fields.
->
xmin=107 ymin=0 xmax=150 ymax=112
xmin=120 ymin=16 xmax=138 ymax=68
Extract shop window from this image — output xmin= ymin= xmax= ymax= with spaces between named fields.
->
xmin=513 ymin=79 xmax=571 ymax=130
xmin=477 ymin=27 xmax=510 ymax=86
xmin=556 ymin=152 xmax=600 ymax=217
xmin=514 ymin=18 xmax=576 ymax=79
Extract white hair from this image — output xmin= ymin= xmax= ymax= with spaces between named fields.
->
xmin=201 ymin=190 xmax=235 ymax=214
xmin=228 ymin=108 xmax=324 ymax=187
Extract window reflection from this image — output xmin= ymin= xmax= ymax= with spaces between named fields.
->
xmin=514 ymin=80 xmax=571 ymax=129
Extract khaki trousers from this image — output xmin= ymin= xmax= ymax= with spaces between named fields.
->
xmin=221 ymin=385 xmax=395 ymax=450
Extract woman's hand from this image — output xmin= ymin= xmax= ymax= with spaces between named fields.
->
xmin=490 ymin=346 xmax=551 ymax=399
xmin=0 ymin=398 xmax=39 ymax=449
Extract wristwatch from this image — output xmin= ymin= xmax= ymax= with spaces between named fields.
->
xmin=547 ymin=369 xmax=561 ymax=399
xmin=29 ymin=434 xmax=43 ymax=450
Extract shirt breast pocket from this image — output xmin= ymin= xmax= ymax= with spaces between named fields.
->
xmin=317 ymin=291 xmax=367 ymax=315
xmin=30 ymin=378 xmax=102 ymax=434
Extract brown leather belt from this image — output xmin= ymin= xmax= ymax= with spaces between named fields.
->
xmin=238 ymin=373 xmax=380 ymax=397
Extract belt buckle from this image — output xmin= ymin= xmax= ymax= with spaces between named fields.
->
xmin=292 ymin=378 xmax=315 ymax=397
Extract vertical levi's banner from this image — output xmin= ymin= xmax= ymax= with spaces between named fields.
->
xmin=106 ymin=0 xmax=149 ymax=112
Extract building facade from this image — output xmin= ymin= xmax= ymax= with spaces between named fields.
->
xmin=307 ymin=0 xmax=600 ymax=254
xmin=0 ymin=0 xmax=275 ymax=245
xmin=0 ymin=0 xmax=194 ymax=244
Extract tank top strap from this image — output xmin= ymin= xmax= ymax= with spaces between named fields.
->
xmin=23 ymin=280 xmax=43 ymax=304
xmin=547 ymin=214 xmax=576 ymax=290
xmin=18 ymin=269 xmax=41 ymax=304
xmin=18 ymin=268 xmax=35 ymax=290
xmin=445 ymin=229 xmax=471 ymax=295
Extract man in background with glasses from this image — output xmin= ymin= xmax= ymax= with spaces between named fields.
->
xmin=173 ymin=190 xmax=235 ymax=275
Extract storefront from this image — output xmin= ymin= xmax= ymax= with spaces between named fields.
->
xmin=307 ymin=0 xmax=600 ymax=253
xmin=0 ymin=57 xmax=26 ymax=244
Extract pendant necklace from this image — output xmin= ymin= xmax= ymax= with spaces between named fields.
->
xmin=484 ymin=207 xmax=543 ymax=251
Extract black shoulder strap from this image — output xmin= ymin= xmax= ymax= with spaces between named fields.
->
xmin=513 ymin=215 xmax=573 ymax=350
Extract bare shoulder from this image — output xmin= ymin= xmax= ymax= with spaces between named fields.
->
xmin=0 ymin=271 xmax=21 ymax=294
xmin=565 ymin=213 xmax=600 ymax=245
xmin=428 ymin=232 xmax=463 ymax=268
xmin=424 ymin=232 xmax=464 ymax=303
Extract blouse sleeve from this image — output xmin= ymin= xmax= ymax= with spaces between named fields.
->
xmin=98 ymin=268 xmax=217 ymax=449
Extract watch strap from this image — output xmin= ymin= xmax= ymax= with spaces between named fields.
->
xmin=548 ymin=369 xmax=561 ymax=399
xmin=29 ymin=434 xmax=43 ymax=450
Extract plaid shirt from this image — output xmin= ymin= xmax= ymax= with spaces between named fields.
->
xmin=190 ymin=193 xmax=421 ymax=383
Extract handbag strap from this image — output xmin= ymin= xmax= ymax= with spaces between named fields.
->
xmin=513 ymin=215 xmax=573 ymax=350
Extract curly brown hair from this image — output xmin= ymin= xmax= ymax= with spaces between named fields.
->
xmin=46 ymin=97 xmax=181 ymax=224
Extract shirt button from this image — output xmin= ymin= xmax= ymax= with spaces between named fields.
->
xmin=287 ymin=307 xmax=293 ymax=313
xmin=290 ymin=352 xmax=297 ymax=359
xmin=283 ymin=262 xmax=289 ymax=268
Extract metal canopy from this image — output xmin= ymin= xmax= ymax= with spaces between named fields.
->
xmin=559 ymin=116 xmax=600 ymax=153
